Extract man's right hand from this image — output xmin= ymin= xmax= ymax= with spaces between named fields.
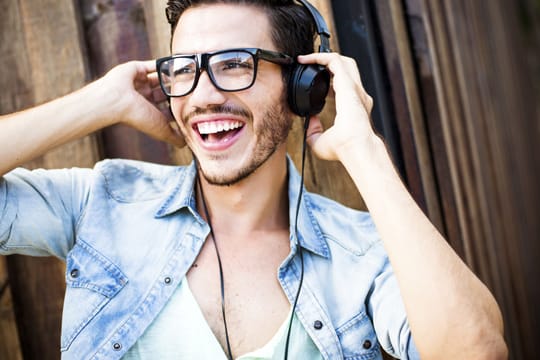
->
xmin=99 ymin=60 xmax=185 ymax=148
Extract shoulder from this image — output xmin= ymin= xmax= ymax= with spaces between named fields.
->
xmin=93 ymin=159 xmax=191 ymax=202
xmin=304 ymin=191 xmax=381 ymax=256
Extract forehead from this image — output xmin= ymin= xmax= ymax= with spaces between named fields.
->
xmin=171 ymin=4 xmax=275 ymax=54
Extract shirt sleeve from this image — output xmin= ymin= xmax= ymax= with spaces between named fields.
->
xmin=0 ymin=167 xmax=94 ymax=259
xmin=366 ymin=252 xmax=420 ymax=359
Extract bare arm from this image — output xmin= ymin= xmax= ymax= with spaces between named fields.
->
xmin=300 ymin=53 xmax=507 ymax=359
xmin=0 ymin=60 xmax=184 ymax=175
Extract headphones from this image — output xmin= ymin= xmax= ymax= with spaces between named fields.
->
xmin=287 ymin=0 xmax=331 ymax=117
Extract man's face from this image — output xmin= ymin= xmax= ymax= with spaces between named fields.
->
xmin=170 ymin=4 xmax=292 ymax=186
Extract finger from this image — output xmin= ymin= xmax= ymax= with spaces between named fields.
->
xmin=132 ymin=60 xmax=158 ymax=85
xmin=138 ymin=59 xmax=158 ymax=74
xmin=152 ymin=86 xmax=168 ymax=103
xmin=147 ymin=72 xmax=161 ymax=88
xmin=134 ymin=73 xmax=160 ymax=92
xmin=298 ymin=53 xmax=356 ymax=81
xmin=298 ymin=53 xmax=364 ymax=93
xmin=305 ymin=116 xmax=337 ymax=160
xmin=298 ymin=53 xmax=372 ymax=112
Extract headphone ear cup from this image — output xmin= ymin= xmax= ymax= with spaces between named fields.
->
xmin=288 ymin=64 xmax=331 ymax=117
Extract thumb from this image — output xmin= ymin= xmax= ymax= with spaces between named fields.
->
xmin=306 ymin=116 xmax=336 ymax=160
xmin=306 ymin=115 xmax=323 ymax=148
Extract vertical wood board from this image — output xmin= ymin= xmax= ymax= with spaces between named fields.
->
xmin=0 ymin=0 xmax=100 ymax=358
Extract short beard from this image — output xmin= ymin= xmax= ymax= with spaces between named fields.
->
xmin=196 ymin=97 xmax=292 ymax=186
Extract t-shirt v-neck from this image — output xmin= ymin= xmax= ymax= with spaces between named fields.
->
xmin=122 ymin=278 xmax=322 ymax=359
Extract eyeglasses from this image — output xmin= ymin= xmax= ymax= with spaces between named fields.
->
xmin=156 ymin=48 xmax=294 ymax=97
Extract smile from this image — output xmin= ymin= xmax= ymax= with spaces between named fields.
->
xmin=195 ymin=120 xmax=245 ymax=144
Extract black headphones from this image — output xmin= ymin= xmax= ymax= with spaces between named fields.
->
xmin=287 ymin=0 xmax=331 ymax=117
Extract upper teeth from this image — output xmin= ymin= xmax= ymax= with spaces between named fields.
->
xmin=197 ymin=121 xmax=243 ymax=135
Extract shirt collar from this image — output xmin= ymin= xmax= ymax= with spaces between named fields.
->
xmin=154 ymin=157 xmax=330 ymax=258
xmin=154 ymin=161 xmax=199 ymax=219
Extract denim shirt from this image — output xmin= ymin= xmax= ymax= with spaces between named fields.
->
xmin=0 ymin=158 xmax=418 ymax=360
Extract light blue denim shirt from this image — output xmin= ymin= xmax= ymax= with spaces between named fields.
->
xmin=0 ymin=157 xmax=418 ymax=359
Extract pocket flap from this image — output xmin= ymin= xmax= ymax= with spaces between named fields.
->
xmin=66 ymin=240 xmax=128 ymax=298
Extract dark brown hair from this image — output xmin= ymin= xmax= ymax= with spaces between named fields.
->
xmin=165 ymin=0 xmax=315 ymax=57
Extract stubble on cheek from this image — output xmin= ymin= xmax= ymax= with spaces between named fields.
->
xmin=201 ymin=99 xmax=291 ymax=186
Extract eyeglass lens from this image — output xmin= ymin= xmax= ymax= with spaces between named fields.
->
xmin=159 ymin=50 xmax=256 ymax=96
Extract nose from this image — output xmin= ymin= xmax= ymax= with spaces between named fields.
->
xmin=188 ymin=69 xmax=227 ymax=109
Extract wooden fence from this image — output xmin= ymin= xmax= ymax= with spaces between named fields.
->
xmin=0 ymin=0 xmax=538 ymax=359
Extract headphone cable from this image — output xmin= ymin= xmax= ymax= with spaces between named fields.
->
xmin=284 ymin=115 xmax=310 ymax=360
xmin=197 ymin=177 xmax=234 ymax=360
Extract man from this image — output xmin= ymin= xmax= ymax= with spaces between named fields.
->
xmin=0 ymin=0 xmax=506 ymax=359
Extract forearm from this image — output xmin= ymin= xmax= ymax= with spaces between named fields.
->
xmin=0 ymin=79 xmax=116 ymax=175
xmin=338 ymin=135 xmax=506 ymax=358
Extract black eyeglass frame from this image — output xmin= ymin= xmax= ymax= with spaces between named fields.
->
xmin=156 ymin=47 xmax=294 ymax=97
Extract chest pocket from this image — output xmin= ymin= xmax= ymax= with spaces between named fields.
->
xmin=337 ymin=311 xmax=382 ymax=360
xmin=61 ymin=240 xmax=128 ymax=351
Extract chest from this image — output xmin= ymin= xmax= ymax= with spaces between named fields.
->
xmin=186 ymin=232 xmax=291 ymax=358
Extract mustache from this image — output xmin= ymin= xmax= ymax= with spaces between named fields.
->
xmin=183 ymin=104 xmax=252 ymax=123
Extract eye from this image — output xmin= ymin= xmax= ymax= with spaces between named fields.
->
xmin=174 ymin=65 xmax=195 ymax=76
xmin=222 ymin=59 xmax=253 ymax=71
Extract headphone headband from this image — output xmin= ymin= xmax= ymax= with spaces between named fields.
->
xmin=295 ymin=0 xmax=331 ymax=52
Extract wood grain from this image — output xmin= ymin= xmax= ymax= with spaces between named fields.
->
xmin=414 ymin=0 xmax=539 ymax=358
xmin=81 ymin=0 xmax=173 ymax=164
xmin=0 ymin=0 xmax=100 ymax=358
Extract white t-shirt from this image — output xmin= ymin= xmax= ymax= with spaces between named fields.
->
xmin=122 ymin=278 xmax=322 ymax=359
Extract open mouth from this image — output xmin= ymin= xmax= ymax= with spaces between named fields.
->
xmin=196 ymin=120 xmax=245 ymax=143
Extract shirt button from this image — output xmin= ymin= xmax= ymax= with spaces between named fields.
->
xmin=363 ymin=339 xmax=372 ymax=349
xmin=313 ymin=320 xmax=323 ymax=330
xmin=70 ymin=269 xmax=79 ymax=278
xmin=164 ymin=276 xmax=172 ymax=284
xmin=113 ymin=342 xmax=122 ymax=351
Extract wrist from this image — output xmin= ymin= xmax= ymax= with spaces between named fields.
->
xmin=82 ymin=78 xmax=123 ymax=128
xmin=336 ymin=132 xmax=386 ymax=166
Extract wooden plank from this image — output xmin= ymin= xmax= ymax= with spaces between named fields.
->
xmin=398 ymin=0 xmax=463 ymax=254
xmin=0 ymin=258 xmax=22 ymax=360
xmin=414 ymin=0 xmax=540 ymax=358
xmin=0 ymin=0 xmax=100 ymax=358
xmin=372 ymin=0 xmax=444 ymax=232
xmin=80 ymin=0 xmax=173 ymax=164
xmin=0 ymin=1 xmax=28 ymax=355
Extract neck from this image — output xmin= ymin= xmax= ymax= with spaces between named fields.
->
xmin=196 ymin=147 xmax=289 ymax=236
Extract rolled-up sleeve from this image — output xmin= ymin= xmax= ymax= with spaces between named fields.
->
xmin=0 ymin=167 xmax=93 ymax=259
xmin=367 ymin=254 xmax=420 ymax=359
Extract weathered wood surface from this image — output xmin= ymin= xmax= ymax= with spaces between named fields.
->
xmin=0 ymin=0 xmax=100 ymax=358
xmin=372 ymin=0 xmax=444 ymax=231
xmin=0 ymin=258 xmax=22 ymax=360
xmin=411 ymin=0 xmax=540 ymax=358
xmin=80 ymin=0 xmax=173 ymax=164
